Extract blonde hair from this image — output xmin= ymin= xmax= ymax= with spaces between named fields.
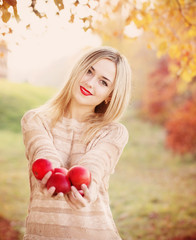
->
xmin=41 ymin=46 xmax=131 ymax=144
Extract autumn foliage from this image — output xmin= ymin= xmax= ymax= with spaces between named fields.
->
xmin=141 ymin=57 xmax=180 ymax=124
xmin=141 ymin=56 xmax=196 ymax=155
xmin=165 ymin=96 xmax=196 ymax=155
xmin=93 ymin=0 xmax=196 ymax=90
xmin=0 ymin=0 xmax=19 ymax=23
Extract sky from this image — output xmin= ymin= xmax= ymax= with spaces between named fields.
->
xmin=4 ymin=1 xmax=102 ymax=84
xmin=7 ymin=22 xmax=102 ymax=84
xmin=2 ymin=0 xmax=142 ymax=86
xmin=8 ymin=18 xmax=102 ymax=70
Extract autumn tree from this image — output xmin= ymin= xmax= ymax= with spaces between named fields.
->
xmin=140 ymin=57 xmax=180 ymax=124
xmin=165 ymin=94 xmax=196 ymax=155
xmin=93 ymin=0 xmax=196 ymax=91
xmin=139 ymin=55 xmax=196 ymax=155
xmin=0 ymin=0 xmax=98 ymax=35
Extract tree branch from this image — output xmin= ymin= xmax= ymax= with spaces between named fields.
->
xmin=30 ymin=0 xmax=47 ymax=18
xmin=176 ymin=0 xmax=196 ymax=27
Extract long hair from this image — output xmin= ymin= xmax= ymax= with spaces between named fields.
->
xmin=40 ymin=46 xmax=132 ymax=144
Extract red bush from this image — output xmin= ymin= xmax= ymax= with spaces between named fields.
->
xmin=165 ymin=97 xmax=196 ymax=154
xmin=141 ymin=57 xmax=180 ymax=124
xmin=140 ymin=56 xmax=196 ymax=155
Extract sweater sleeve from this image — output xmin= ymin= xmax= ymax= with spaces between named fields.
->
xmin=21 ymin=109 xmax=63 ymax=168
xmin=77 ymin=123 xmax=129 ymax=185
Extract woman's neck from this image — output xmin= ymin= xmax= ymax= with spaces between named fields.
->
xmin=64 ymin=101 xmax=94 ymax=122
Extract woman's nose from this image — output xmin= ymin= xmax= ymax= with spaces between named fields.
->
xmin=85 ymin=75 xmax=96 ymax=87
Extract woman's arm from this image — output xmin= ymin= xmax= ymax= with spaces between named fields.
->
xmin=21 ymin=109 xmax=63 ymax=168
xmin=78 ymin=123 xmax=129 ymax=186
xmin=65 ymin=123 xmax=129 ymax=209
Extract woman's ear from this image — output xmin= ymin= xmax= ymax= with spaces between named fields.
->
xmin=104 ymin=94 xmax=112 ymax=104
xmin=104 ymin=99 xmax=110 ymax=104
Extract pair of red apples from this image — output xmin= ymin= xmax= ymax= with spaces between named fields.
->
xmin=32 ymin=158 xmax=91 ymax=196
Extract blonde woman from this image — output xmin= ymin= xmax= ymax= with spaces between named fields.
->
xmin=21 ymin=46 xmax=131 ymax=240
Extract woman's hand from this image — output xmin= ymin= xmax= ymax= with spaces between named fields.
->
xmin=37 ymin=171 xmax=62 ymax=198
xmin=64 ymin=180 xmax=98 ymax=210
xmin=37 ymin=172 xmax=98 ymax=208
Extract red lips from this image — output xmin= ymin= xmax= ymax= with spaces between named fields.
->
xmin=80 ymin=86 xmax=92 ymax=96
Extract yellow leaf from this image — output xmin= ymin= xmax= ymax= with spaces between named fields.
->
xmin=4 ymin=0 xmax=17 ymax=7
xmin=178 ymin=0 xmax=185 ymax=6
xmin=169 ymin=62 xmax=179 ymax=74
xmin=189 ymin=62 xmax=195 ymax=71
xmin=0 ymin=52 xmax=4 ymax=58
xmin=147 ymin=43 xmax=152 ymax=49
xmin=146 ymin=14 xmax=152 ymax=24
xmin=188 ymin=27 xmax=196 ymax=37
xmin=159 ymin=41 xmax=167 ymax=52
xmin=69 ymin=14 xmax=74 ymax=23
xmin=142 ymin=1 xmax=151 ymax=11
xmin=177 ymin=80 xmax=188 ymax=93
xmin=156 ymin=51 xmax=163 ymax=58
xmin=181 ymin=70 xmax=192 ymax=83
xmin=2 ymin=10 xmax=11 ymax=23
xmin=168 ymin=45 xmax=181 ymax=59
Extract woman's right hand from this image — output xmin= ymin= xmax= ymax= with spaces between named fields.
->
xmin=38 ymin=171 xmax=62 ymax=198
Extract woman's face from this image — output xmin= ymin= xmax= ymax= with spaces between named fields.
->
xmin=71 ymin=58 xmax=116 ymax=110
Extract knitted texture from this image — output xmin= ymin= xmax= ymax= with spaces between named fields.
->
xmin=21 ymin=109 xmax=129 ymax=240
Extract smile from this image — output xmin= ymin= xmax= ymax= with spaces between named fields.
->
xmin=80 ymin=86 xmax=92 ymax=96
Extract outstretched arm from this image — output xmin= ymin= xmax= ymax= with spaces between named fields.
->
xmin=21 ymin=109 xmax=63 ymax=168
xmin=65 ymin=123 xmax=129 ymax=209
xmin=79 ymin=123 xmax=129 ymax=186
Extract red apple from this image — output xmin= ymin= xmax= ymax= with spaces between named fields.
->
xmin=78 ymin=190 xmax=84 ymax=197
xmin=46 ymin=173 xmax=71 ymax=194
xmin=67 ymin=165 xmax=91 ymax=190
xmin=53 ymin=167 xmax=68 ymax=175
xmin=32 ymin=158 xmax=53 ymax=180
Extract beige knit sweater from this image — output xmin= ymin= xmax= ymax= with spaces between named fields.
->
xmin=21 ymin=108 xmax=129 ymax=240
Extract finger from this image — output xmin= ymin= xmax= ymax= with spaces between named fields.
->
xmin=41 ymin=171 xmax=53 ymax=187
xmin=46 ymin=186 xmax=56 ymax=197
xmin=78 ymin=190 xmax=84 ymax=197
xmin=67 ymin=190 xmax=84 ymax=208
xmin=81 ymin=184 xmax=93 ymax=203
xmin=71 ymin=186 xmax=85 ymax=202
xmin=54 ymin=192 xmax=64 ymax=200
xmin=64 ymin=194 xmax=78 ymax=210
xmin=70 ymin=186 xmax=88 ymax=207
xmin=57 ymin=192 xmax=64 ymax=198
xmin=81 ymin=184 xmax=91 ymax=202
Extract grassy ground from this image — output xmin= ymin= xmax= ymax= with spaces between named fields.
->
xmin=111 ymin=109 xmax=196 ymax=240
xmin=0 ymin=81 xmax=196 ymax=240
xmin=0 ymin=80 xmax=57 ymax=238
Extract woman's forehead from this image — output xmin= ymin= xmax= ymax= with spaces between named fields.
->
xmin=91 ymin=59 xmax=116 ymax=83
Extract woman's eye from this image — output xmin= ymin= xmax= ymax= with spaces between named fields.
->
xmin=87 ymin=69 xmax=92 ymax=74
xmin=101 ymin=80 xmax=108 ymax=87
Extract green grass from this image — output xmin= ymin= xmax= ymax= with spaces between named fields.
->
xmin=0 ymin=80 xmax=56 ymax=132
xmin=0 ymin=80 xmax=196 ymax=240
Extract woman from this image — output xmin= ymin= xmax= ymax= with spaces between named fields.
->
xmin=21 ymin=46 xmax=131 ymax=240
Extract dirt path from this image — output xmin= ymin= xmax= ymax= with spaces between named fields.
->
xmin=0 ymin=216 xmax=20 ymax=240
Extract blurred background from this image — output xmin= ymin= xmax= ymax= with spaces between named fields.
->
xmin=0 ymin=0 xmax=196 ymax=240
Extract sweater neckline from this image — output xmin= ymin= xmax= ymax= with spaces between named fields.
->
xmin=62 ymin=116 xmax=86 ymax=125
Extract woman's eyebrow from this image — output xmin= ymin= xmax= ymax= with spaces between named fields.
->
xmin=91 ymin=66 xmax=112 ymax=82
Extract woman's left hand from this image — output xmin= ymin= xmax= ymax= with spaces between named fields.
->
xmin=64 ymin=181 xmax=98 ymax=210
